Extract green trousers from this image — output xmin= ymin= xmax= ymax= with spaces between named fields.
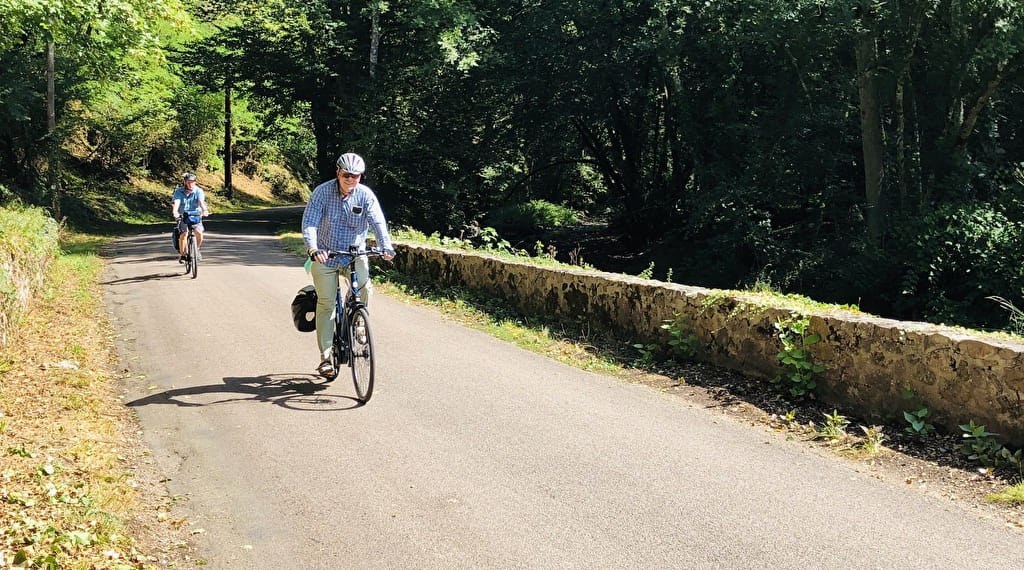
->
xmin=310 ymin=255 xmax=372 ymax=360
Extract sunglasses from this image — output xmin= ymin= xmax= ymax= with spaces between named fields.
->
xmin=340 ymin=172 xmax=361 ymax=179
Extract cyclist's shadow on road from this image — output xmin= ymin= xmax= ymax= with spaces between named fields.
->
xmin=126 ymin=373 xmax=364 ymax=411
xmin=102 ymin=269 xmax=191 ymax=285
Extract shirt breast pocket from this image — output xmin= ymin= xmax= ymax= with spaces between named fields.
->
xmin=345 ymin=204 xmax=365 ymax=227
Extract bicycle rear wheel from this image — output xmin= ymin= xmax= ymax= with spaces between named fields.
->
xmin=188 ymin=232 xmax=198 ymax=279
xmin=349 ymin=306 xmax=374 ymax=402
xmin=182 ymin=248 xmax=192 ymax=275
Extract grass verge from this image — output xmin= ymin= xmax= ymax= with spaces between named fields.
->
xmin=1 ymin=234 xmax=192 ymax=569
xmin=989 ymin=482 xmax=1024 ymax=505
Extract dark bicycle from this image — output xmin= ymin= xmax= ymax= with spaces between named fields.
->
xmin=318 ymin=246 xmax=384 ymax=403
xmin=178 ymin=213 xmax=201 ymax=279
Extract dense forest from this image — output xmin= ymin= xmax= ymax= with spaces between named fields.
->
xmin=2 ymin=0 xmax=1023 ymax=332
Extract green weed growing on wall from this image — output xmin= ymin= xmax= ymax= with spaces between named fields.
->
xmin=959 ymin=420 xmax=1023 ymax=472
xmin=771 ymin=312 xmax=825 ymax=398
xmin=901 ymin=389 xmax=935 ymax=436
xmin=660 ymin=312 xmax=700 ymax=361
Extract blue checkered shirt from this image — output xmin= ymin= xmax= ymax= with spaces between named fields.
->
xmin=301 ymin=179 xmax=394 ymax=268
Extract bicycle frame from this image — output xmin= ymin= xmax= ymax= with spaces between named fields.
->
xmin=333 ymin=256 xmax=366 ymax=354
xmin=179 ymin=215 xmax=200 ymax=279
xmin=324 ymin=247 xmax=383 ymax=402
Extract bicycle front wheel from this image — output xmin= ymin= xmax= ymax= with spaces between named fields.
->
xmin=348 ymin=307 xmax=374 ymax=402
xmin=182 ymin=234 xmax=192 ymax=275
xmin=187 ymin=233 xmax=198 ymax=279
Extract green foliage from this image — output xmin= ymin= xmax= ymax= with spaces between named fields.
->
xmin=987 ymin=482 xmax=1024 ymax=505
xmin=0 ymin=203 xmax=61 ymax=346
xmin=903 ymin=408 xmax=935 ymax=437
xmin=901 ymin=388 xmax=936 ymax=436
xmin=161 ymin=86 xmax=225 ymax=174
xmin=2 ymin=0 xmax=1024 ymax=337
xmin=893 ymin=203 xmax=1024 ymax=330
xmin=815 ymin=410 xmax=849 ymax=441
xmin=858 ymin=425 xmax=886 ymax=454
xmin=0 ymin=0 xmax=193 ymax=197
xmin=533 ymin=240 xmax=558 ymax=261
xmin=659 ymin=312 xmax=700 ymax=361
xmin=246 ymin=113 xmax=317 ymax=184
xmin=629 ymin=342 xmax=658 ymax=368
xmin=477 ymin=227 xmax=513 ymax=254
xmin=957 ymin=420 xmax=1020 ymax=469
xmin=432 ymin=227 xmax=518 ymax=256
xmin=485 ymin=200 xmax=579 ymax=234
xmin=637 ymin=262 xmax=655 ymax=280
xmin=396 ymin=226 xmax=586 ymax=268
xmin=987 ymin=296 xmax=1024 ymax=336
xmin=771 ymin=312 xmax=825 ymax=397
xmin=74 ymin=73 xmax=178 ymax=178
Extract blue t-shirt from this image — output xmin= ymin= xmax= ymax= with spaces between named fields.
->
xmin=172 ymin=185 xmax=205 ymax=216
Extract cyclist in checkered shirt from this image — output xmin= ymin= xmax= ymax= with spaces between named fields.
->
xmin=301 ymin=153 xmax=395 ymax=378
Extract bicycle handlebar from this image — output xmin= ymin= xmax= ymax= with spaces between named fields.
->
xmin=309 ymin=247 xmax=386 ymax=261
xmin=327 ymin=248 xmax=384 ymax=259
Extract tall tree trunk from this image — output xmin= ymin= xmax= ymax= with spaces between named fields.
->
xmin=369 ymin=4 xmax=379 ymax=77
xmin=855 ymin=8 xmax=885 ymax=245
xmin=224 ymin=81 xmax=233 ymax=200
xmin=892 ymin=0 xmax=926 ymax=216
xmin=895 ymin=79 xmax=908 ymax=214
xmin=47 ymin=40 xmax=61 ymax=220
xmin=311 ymin=96 xmax=336 ymax=181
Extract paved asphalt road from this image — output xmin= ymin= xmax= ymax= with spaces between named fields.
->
xmin=101 ymin=207 xmax=1024 ymax=569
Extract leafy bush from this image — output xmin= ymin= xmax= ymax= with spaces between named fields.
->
xmin=0 ymin=201 xmax=60 ymax=346
xmin=486 ymin=199 xmax=579 ymax=234
xmin=258 ymin=163 xmax=309 ymax=202
xmin=162 ymin=86 xmax=225 ymax=174
xmin=958 ymin=420 xmax=1022 ymax=470
xmin=72 ymin=86 xmax=176 ymax=178
xmin=893 ymin=202 xmax=1024 ymax=329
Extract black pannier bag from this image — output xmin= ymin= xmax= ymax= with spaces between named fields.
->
xmin=291 ymin=285 xmax=317 ymax=332
xmin=172 ymin=225 xmax=180 ymax=250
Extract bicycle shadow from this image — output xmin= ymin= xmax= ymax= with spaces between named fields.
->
xmin=125 ymin=373 xmax=365 ymax=411
xmin=102 ymin=270 xmax=189 ymax=285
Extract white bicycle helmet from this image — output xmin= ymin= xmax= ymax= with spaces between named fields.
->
xmin=336 ymin=152 xmax=365 ymax=174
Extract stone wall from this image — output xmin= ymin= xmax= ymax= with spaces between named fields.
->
xmin=391 ymin=243 xmax=1024 ymax=447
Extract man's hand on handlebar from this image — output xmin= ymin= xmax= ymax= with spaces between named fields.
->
xmin=308 ymin=249 xmax=329 ymax=264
